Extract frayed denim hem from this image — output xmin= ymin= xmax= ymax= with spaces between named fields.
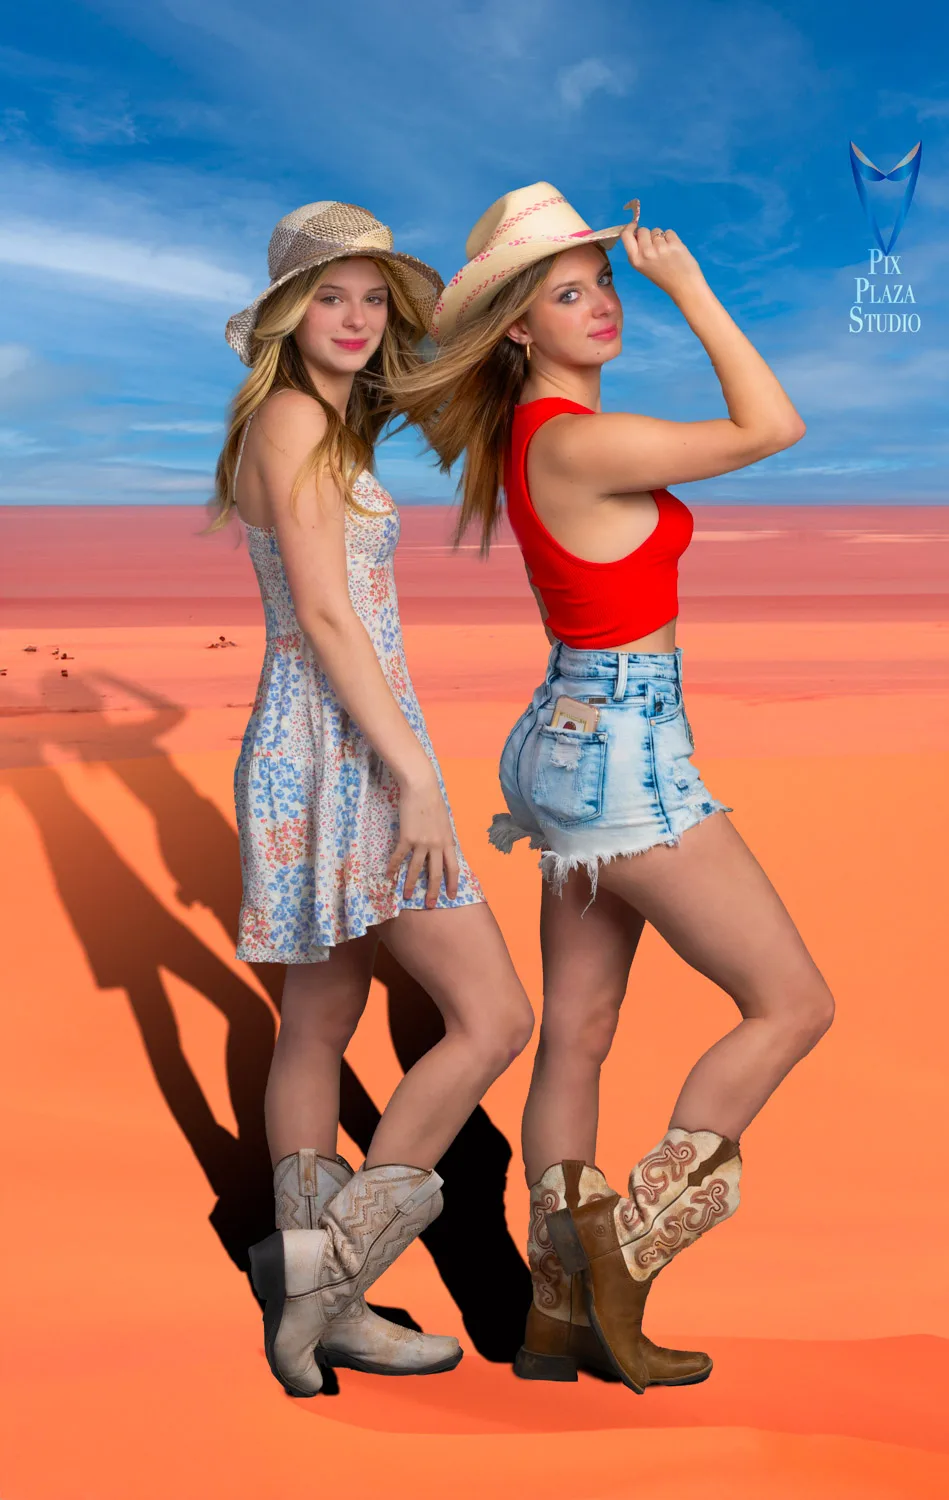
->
xmin=487 ymin=811 xmax=548 ymax=854
xmin=538 ymin=801 xmax=733 ymax=911
xmin=539 ymin=837 xmax=681 ymax=911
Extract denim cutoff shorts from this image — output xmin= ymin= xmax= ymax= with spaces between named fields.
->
xmin=488 ymin=642 xmax=732 ymax=899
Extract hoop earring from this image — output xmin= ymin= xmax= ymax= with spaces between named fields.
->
xmin=524 ymin=342 xmax=531 ymax=362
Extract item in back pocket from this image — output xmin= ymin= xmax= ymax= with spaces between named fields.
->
xmin=551 ymin=696 xmax=600 ymax=732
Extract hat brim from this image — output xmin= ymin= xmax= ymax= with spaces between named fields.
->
xmin=431 ymin=224 xmax=626 ymax=343
xmin=225 ymin=248 xmax=445 ymax=366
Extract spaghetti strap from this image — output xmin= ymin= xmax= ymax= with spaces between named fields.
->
xmin=234 ymin=411 xmax=255 ymax=488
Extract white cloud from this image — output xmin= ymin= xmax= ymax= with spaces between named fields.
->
xmin=698 ymin=172 xmax=798 ymax=261
xmin=54 ymin=96 xmax=143 ymax=145
xmin=0 ymin=43 xmax=86 ymax=84
xmin=0 ymin=427 xmax=54 ymax=454
xmin=0 ymin=107 xmax=29 ymax=143
xmin=915 ymin=171 xmax=949 ymax=212
xmin=0 ymin=220 xmax=253 ymax=303
xmin=879 ymin=88 xmax=949 ymax=123
xmin=558 ymin=58 xmax=624 ymax=112
xmin=0 ymin=343 xmax=32 ymax=380
xmin=99 ymin=454 xmax=214 ymax=472
xmin=0 ymin=343 xmax=100 ymax=414
xmin=131 ymin=420 xmax=223 ymax=434
xmin=451 ymin=0 xmax=549 ymax=65
xmin=771 ymin=459 xmax=917 ymax=477
xmin=774 ymin=348 xmax=949 ymax=415
xmin=0 ymin=459 xmax=213 ymax=502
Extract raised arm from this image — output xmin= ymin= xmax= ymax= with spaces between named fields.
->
xmin=256 ymin=390 xmax=458 ymax=901
xmin=548 ymin=224 xmax=806 ymax=495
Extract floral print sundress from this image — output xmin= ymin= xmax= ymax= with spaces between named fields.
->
xmin=233 ymin=425 xmax=484 ymax=964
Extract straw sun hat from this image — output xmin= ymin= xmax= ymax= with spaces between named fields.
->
xmin=430 ymin=181 xmax=635 ymax=343
xmin=225 ymin=201 xmax=445 ymax=366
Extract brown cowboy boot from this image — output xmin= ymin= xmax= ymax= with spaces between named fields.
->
xmin=546 ymin=1130 xmax=740 ymax=1395
xmin=250 ymin=1163 xmax=446 ymax=1395
xmin=513 ymin=1163 xmax=618 ymax=1381
xmin=273 ymin=1150 xmax=462 ymax=1377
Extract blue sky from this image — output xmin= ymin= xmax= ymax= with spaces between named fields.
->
xmin=1 ymin=0 xmax=946 ymax=505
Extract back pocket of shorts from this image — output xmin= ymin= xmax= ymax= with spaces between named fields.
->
xmin=531 ymin=726 xmax=608 ymax=826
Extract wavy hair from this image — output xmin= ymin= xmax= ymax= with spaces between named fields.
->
xmin=385 ymin=259 xmax=555 ymax=554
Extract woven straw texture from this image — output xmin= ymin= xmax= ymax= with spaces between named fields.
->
xmin=226 ymin=201 xmax=444 ymax=366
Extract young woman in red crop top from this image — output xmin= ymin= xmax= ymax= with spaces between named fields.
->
xmin=391 ymin=183 xmax=834 ymax=1396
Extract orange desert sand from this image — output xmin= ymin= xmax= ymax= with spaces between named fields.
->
xmin=1 ymin=503 xmax=948 ymax=1499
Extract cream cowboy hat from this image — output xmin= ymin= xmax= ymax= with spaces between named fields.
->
xmin=225 ymin=201 xmax=445 ymax=366
xmin=430 ymin=182 xmax=633 ymax=343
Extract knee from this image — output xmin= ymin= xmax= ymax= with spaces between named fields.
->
xmin=498 ymin=995 xmax=535 ymax=1067
xmin=277 ymin=1007 xmax=359 ymax=1059
xmin=464 ymin=990 xmax=534 ymax=1076
xmin=538 ymin=989 xmax=623 ymax=1072
xmin=779 ymin=976 xmax=835 ymax=1056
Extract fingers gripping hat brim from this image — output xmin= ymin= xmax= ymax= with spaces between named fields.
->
xmin=225 ymin=249 xmax=443 ymax=367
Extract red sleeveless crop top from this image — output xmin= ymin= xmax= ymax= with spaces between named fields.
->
xmin=504 ymin=398 xmax=694 ymax=649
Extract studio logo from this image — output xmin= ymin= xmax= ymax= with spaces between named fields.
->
xmin=850 ymin=141 xmax=921 ymax=254
xmin=848 ymin=141 xmax=922 ymax=335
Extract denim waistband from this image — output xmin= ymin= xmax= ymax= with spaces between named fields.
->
xmin=547 ymin=641 xmax=682 ymax=688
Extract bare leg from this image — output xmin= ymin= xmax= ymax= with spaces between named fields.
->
xmin=522 ymin=876 xmax=645 ymax=1184
xmin=595 ymin=812 xmax=835 ymax=1140
xmin=264 ymin=931 xmax=379 ymax=1164
xmin=378 ymin=941 xmax=534 ymax=1361
xmin=364 ymin=901 xmax=534 ymax=1169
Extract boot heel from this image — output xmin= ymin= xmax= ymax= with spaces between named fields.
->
xmin=249 ymin=1231 xmax=285 ymax=1303
xmin=513 ymin=1346 xmax=579 ymax=1382
xmin=249 ymin=1233 xmax=319 ymax=1396
xmin=545 ymin=1208 xmax=588 ymax=1275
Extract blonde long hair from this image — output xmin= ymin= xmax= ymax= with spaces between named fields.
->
xmin=210 ymin=258 xmax=425 ymax=529
xmin=386 ymin=258 xmax=555 ymax=554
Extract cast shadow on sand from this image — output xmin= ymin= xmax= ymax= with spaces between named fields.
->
xmin=7 ymin=670 xmax=531 ymax=1391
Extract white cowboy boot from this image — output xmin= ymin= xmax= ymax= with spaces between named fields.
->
xmin=272 ymin=1150 xmax=461 ymax=1377
xmin=250 ymin=1162 xmax=451 ymax=1395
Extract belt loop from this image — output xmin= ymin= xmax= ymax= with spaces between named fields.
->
xmin=613 ymin=652 xmax=628 ymax=702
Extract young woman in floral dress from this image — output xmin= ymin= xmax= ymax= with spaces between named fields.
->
xmin=212 ymin=201 xmax=533 ymax=1396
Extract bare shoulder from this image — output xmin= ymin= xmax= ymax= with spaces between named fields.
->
xmin=243 ymin=390 xmax=338 ymax=525
xmin=533 ymin=409 xmax=622 ymax=472
xmin=528 ymin=410 xmax=595 ymax=468
xmin=256 ymin=389 xmax=328 ymax=458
